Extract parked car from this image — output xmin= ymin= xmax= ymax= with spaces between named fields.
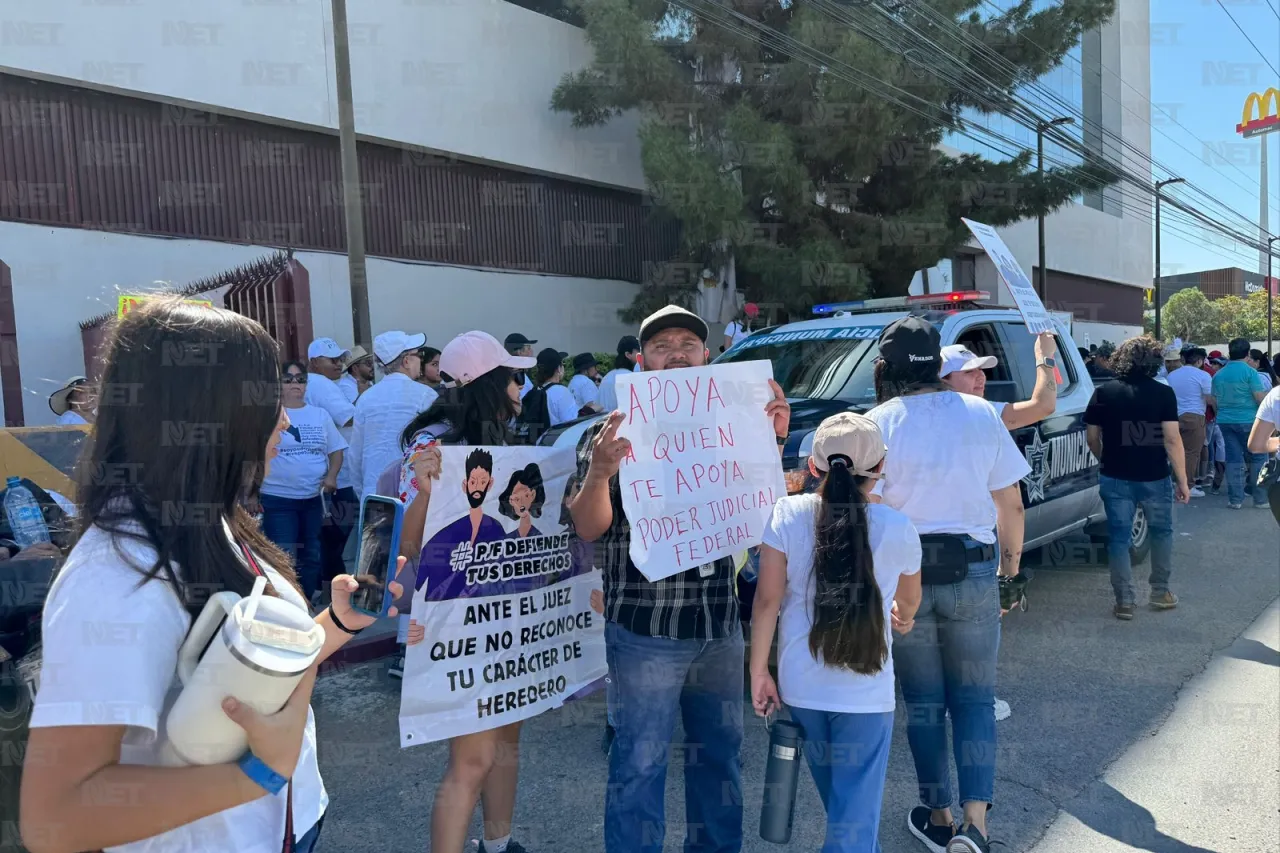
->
xmin=538 ymin=291 xmax=1148 ymax=568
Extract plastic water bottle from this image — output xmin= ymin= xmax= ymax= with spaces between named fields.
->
xmin=4 ymin=477 xmax=51 ymax=547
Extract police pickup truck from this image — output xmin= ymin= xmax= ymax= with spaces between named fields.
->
xmin=539 ymin=291 xmax=1148 ymax=566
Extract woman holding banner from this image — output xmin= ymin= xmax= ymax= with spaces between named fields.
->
xmin=867 ymin=316 xmax=1029 ymax=853
xmin=21 ymin=298 xmax=404 ymax=853
xmin=396 ymin=330 xmax=537 ymax=853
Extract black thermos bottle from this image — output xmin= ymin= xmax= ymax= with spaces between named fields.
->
xmin=759 ymin=719 xmax=804 ymax=843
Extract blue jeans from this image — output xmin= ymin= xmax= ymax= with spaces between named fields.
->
xmin=787 ymin=707 xmax=894 ymax=853
xmin=261 ymin=493 xmax=324 ymax=599
xmin=604 ymin=620 xmax=744 ymax=853
xmin=1220 ymin=422 xmax=1267 ymax=506
xmin=893 ymin=548 xmax=999 ymax=809
xmin=295 ymin=813 xmax=324 ymax=853
xmin=1099 ymin=475 xmax=1174 ymax=605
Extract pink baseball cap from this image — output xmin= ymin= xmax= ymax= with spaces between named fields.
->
xmin=439 ymin=331 xmax=536 ymax=385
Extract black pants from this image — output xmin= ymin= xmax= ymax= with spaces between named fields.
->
xmin=319 ymin=486 xmax=359 ymax=585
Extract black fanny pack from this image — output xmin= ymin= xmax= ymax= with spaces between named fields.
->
xmin=918 ymin=534 xmax=996 ymax=585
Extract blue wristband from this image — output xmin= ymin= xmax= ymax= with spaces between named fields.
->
xmin=237 ymin=751 xmax=288 ymax=795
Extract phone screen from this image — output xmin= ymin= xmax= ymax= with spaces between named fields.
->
xmin=351 ymin=499 xmax=397 ymax=614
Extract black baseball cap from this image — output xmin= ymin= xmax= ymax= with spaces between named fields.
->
xmin=877 ymin=315 xmax=941 ymax=374
xmin=617 ymin=335 xmax=641 ymax=354
xmin=536 ymin=347 xmax=567 ymax=370
xmin=572 ymin=352 xmax=599 ymax=371
xmin=505 ymin=333 xmax=537 ymax=348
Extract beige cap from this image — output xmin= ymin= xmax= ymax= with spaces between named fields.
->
xmin=811 ymin=412 xmax=886 ymax=478
xmin=343 ymin=345 xmax=372 ymax=369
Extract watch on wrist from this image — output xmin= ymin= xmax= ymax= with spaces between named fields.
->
xmin=238 ymin=751 xmax=288 ymax=795
xmin=1037 ymin=357 xmax=1056 ymax=369
xmin=776 ymin=434 xmax=789 ymax=446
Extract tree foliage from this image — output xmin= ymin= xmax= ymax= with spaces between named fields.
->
xmin=552 ymin=0 xmax=1121 ymax=317
xmin=1161 ymin=287 xmax=1278 ymax=344
xmin=1161 ymin=289 xmax=1218 ymax=343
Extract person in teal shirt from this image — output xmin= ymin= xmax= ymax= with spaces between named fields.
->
xmin=1211 ymin=338 xmax=1268 ymax=508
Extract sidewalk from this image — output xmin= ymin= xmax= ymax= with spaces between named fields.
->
xmin=1025 ymin=600 xmax=1280 ymax=853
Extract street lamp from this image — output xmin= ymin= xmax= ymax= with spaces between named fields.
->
xmin=1037 ymin=116 xmax=1076 ymax=303
xmin=1153 ymin=176 xmax=1186 ymax=341
xmin=1268 ymin=234 xmax=1279 ymax=354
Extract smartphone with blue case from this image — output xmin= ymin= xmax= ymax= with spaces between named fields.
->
xmin=349 ymin=495 xmax=404 ymax=618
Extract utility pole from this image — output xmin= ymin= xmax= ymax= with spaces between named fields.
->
xmin=1269 ymin=234 xmax=1278 ymax=354
xmin=332 ymin=0 xmax=371 ymax=351
xmin=1036 ymin=116 xmax=1075 ymax=304
xmin=1153 ymin=176 xmax=1185 ymax=341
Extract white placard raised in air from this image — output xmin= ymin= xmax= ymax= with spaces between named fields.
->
xmin=962 ymin=218 xmax=1054 ymax=335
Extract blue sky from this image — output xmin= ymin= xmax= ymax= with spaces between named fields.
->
xmin=1149 ymin=0 xmax=1280 ymax=278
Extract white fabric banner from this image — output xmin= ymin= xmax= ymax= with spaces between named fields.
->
xmin=613 ymin=361 xmax=785 ymax=581
xmin=398 ymin=444 xmax=606 ymax=746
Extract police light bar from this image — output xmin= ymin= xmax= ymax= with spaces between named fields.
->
xmin=812 ymin=291 xmax=990 ymax=315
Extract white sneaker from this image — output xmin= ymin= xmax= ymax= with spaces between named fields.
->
xmin=994 ymin=698 xmax=1011 ymax=721
xmin=1188 ymin=487 xmax=1206 ymax=498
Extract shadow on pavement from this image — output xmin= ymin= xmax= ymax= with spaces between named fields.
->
xmin=1222 ymin=637 xmax=1279 ymax=668
xmin=1065 ymin=782 xmax=1222 ymax=853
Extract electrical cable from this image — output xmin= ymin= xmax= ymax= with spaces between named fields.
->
xmin=1213 ymin=0 xmax=1280 ymax=79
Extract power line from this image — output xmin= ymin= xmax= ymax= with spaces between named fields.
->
xmin=1213 ymin=0 xmax=1280 ymax=79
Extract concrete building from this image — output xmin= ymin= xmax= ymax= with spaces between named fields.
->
xmin=1156 ymin=267 xmax=1280 ymax=308
xmin=0 ymin=0 xmax=1152 ymax=424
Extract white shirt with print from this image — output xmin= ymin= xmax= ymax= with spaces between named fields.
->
xmin=31 ymin=522 xmax=326 ymax=852
xmin=349 ymin=373 xmax=438 ymax=497
xmin=544 ymin=383 xmax=581 ymax=426
xmin=568 ymin=373 xmax=600 ymax=411
xmin=763 ymin=496 xmax=921 ymax=713
xmin=866 ymin=391 xmax=1031 ymax=543
xmin=261 ymin=404 xmax=347 ymax=500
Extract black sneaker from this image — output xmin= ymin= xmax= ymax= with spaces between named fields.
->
xmin=478 ymin=842 xmax=528 ymax=853
xmin=946 ymin=824 xmax=990 ymax=853
xmin=387 ymin=652 xmax=405 ymax=679
xmin=907 ymin=806 xmax=955 ymax=853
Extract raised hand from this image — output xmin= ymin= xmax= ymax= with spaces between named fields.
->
xmin=590 ymin=411 xmax=632 ymax=478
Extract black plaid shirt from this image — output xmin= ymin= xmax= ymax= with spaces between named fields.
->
xmin=568 ymin=423 xmax=739 ymax=641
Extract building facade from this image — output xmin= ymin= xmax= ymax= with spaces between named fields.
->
xmin=1157 ymin=267 xmax=1280 ymax=307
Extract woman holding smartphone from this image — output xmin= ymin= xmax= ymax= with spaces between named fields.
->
xmin=20 ymin=298 xmax=403 ymax=853
xmin=750 ymin=413 xmax=922 ymax=853
xmin=396 ymin=330 xmax=536 ymax=853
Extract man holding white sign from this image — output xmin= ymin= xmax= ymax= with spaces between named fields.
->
xmin=569 ymin=304 xmax=790 ymax=853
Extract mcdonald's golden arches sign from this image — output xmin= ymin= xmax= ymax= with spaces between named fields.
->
xmin=1237 ymin=88 xmax=1280 ymax=138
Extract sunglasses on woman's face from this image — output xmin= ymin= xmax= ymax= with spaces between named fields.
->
xmin=282 ymin=374 xmax=308 ymax=385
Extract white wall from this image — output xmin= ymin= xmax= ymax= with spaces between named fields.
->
xmin=0 ymin=0 xmax=645 ymax=190
xmin=0 ymin=221 xmax=636 ymax=426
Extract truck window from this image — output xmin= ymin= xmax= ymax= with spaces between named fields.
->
xmin=955 ymin=324 xmax=1019 ymax=404
xmin=998 ymin=324 xmax=1078 ymax=399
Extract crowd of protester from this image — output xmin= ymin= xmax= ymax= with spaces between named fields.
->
xmin=13 ymin=295 xmax=1280 ymax=853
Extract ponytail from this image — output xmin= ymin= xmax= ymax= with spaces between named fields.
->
xmin=808 ymin=455 xmax=886 ymax=675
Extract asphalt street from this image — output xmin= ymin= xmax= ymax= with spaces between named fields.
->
xmin=312 ymin=495 xmax=1280 ymax=853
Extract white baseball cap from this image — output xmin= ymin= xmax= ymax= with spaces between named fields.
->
xmin=440 ymin=331 xmax=536 ymax=386
xmin=374 ymin=331 xmax=427 ymax=366
xmin=939 ymin=344 xmax=998 ymax=378
xmin=307 ymin=337 xmax=349 ymax=360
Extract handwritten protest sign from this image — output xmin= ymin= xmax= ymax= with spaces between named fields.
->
xmin=962 ymin=218 xmax=1054 ymax=334
xmin=614 ymin=361 xmax=785 ymax=581
xmin=399 ymin=444 xmax=606 ymax=745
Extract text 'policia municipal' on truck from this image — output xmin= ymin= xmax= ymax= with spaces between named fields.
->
xmin=540 ymin=292 xmax=1149 ymax=565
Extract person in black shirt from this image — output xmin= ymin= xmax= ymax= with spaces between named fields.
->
xmin=1083 ymin=336 xmax=1190 ymax=620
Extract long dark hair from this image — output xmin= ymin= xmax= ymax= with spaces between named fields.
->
xmin=874 ymin=358 xmax=943 ymax=404
xmin=401 ymin=365 xmax=518 ymax=448
xmin=808 ymin=457 xmax=886 ymax=675
xmin=75 ymin=297 xmax=297 ymax=604
xmin=1250 ymin=349 xmax=1276 ymax=383
xmin=498 ymin=464 xmax=546 ymax=520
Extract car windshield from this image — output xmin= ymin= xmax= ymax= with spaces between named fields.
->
xmin=717 ymin=331 xmax=881 ymax=404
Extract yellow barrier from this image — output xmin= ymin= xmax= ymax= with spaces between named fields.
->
xmin=0 ymin=425 xmax=88 ymax=498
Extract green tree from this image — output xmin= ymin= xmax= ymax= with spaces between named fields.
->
xmin=552 ymin=0 xmax=1120 ymax=318
xmin=1215 ymin=295 xmax=1251 ymax=342
xmin=1160 ymin=288 xmax=1218 ymax=343
xmin=1242 ymin=290 xmax=1273 ymax=341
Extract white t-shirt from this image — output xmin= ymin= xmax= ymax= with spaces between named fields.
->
xmin=336 ymin=373 xmax=360 ymax=404
xmin=866 ymin=391 xmax=1031 ymax=543
xmin=1166 ymin=366 xmax=1214 ymax=417
xmin=55 ymin=410 xmax=89 ymax=426
xmin=542 ymin=383 xmax=580 ymax=426
xmin=763 ymin=495 xmax=921 ymax=713
xmin=599 ymin=367 xmax=630 ymax=412
xmin=568 ymin=373 xmax=600 ymax=410
xmin=1260 ymin=372 xmax=1274 ymax=392
xmin=724 ymin=320 xmax=752 ymax=347
xmin=306 ymin=373 xmax=358 ymax=490
xmin=349 ymin=373 xmax=438 ymax=497
xmin=31 ymin=522 xmax=326 ymax=852
xmin=1256 ymin=386 xmax=1280 ymax=458
xmin=261 ymin=404 xmax=347 ymax=500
